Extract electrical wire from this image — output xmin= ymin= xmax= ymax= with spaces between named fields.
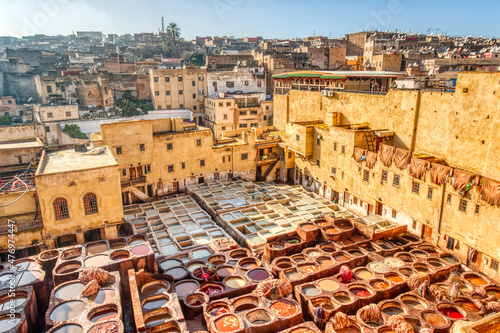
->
xmin=0 ymin=177 xmax=29 ymax=208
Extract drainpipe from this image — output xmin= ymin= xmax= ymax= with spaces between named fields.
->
xmin=410 ymin=91 xmax=422 ymax=151
xmin=437 ymin=174 xmax=450 ymax=235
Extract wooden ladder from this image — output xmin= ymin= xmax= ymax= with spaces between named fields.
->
xmin=364 ymin=131 xmax=376 ymax=152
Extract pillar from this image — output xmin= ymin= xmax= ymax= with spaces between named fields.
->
xmin=76 ymin=232 xmax=86 ymax=244
xmin=102 ymin=225 xmax=118 ymax=240
xmin=44 ymin=238 xmax=57 ymax=249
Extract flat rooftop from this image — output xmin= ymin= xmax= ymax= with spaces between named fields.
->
xmin=37 ymin=146 xmax=117 ymax=175
xmin=0 ymin=140 xmax=44 ymax=150
xmin=274 ymin=70 xmax=405 ymax=79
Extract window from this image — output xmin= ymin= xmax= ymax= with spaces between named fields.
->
xmin=257 ymin=81 xmax=262 ymax=87
xmin=239 ymin=111 xmax=246 ymax=115
xmin=223 ymin=156 xmax=226 ymax=163
xmin=492 ymin=259 xmax=499 ymax=271
xmin=463 ymin=88 xmax=469 ymax=93
xmin=428 ymin=187 xmax=433 ymax=200
xmin=250 ymin=111 xmax=258 ymax=115
xmin=180 ymin=104 xmax=184 ymax=108
xmin=47 ymin=112 xmax=53 ymax=119
xmin=165 ymin=77 xmax=170 ymax=82
xmin=447 ymin=194 xmax=452 ymax=204
xmin=198 ymin=76 xmax=204 ymax=81
xmin=239 ymin=124 xmax=248 ymax=128
xmin=393 ymin=174 xmax=400 ymax=187
xmin=167 ymin=105 xmax=171 ymax=109
xmin=361 ymin=169 xmax=369 ymax=183
xmin=266 ymin=106 xmax=269 ymax=111
xmin=155 ymin=91 xmax=159 ymax=96
xmin=200 ymin=159 xmax=205 ymax=167
xmin=228 ymin=155 xmax=231 ymax=162
xmin=84 ymin=193 xmax=98 ymax=215
xmin=167 ymin=143 xmax=173 ymax=150
xmin=192 ymin=80 xmax=196 ymax=86
xmin=166 ymin=91 xmax=171 ymax=96
xmin=226 ymin=102 xmax=231 ymax=106
xmin=196 ymin=139 xmax=202 ymax=146
xmin=341 ymin=145 xmax=345 ymax=155
xmin=381 ymin=170 xmax=388 ymax=181
xmin=122 ymin=169 xmax=126 ymax=176
xmin=45 ymin=126 xmax=50 ymax=133
xmin=353 ymin=197 xmax=358 ymax=205
xmin=144 ymin=165 xmax=151 ymax=174
xmin=193 ymin=94 xmax=196 ymax=99
xmin=412 ymin=182 xmax=420 ymax=194
xmin=392 ymin=209 xmax=397 ymax=218
xmin=179 ymin=90 xmax=183 ymax=95
xmin=226 ymin=81 xmax=234 ymax=88
xmin=263 ymin=115 xmax=267 ymax=120
xmin=116 ymin=147 xmax=122 ymax=155
xmin=331 ymin=166 xmax=337 ymax=175
xmin=219 ymin=102 xmax=224 ymax=107
xmin=250 ymin=123 xmax=258 ymax=127
xmin=334 ymin=143 xmax=337 ymax=152
xmin=154 ymin=77 xmax=159 ymax=82
xmin=317 ymin=138 xmax=320 ymax=146
xmin=178 ymin=76 xmax=183 ymax=82
xmin=475 ymin=204 xmax=480 ymax=214
xmin=459 ymin=199 xmax=467 ymax=212
xmin=139 ymin=144 xmax=145 ymax=151
xmin=288 ymin=152 xmax=292 ymax=159
xmin=193 ymin=106 xmax=197 ymax=111
xmin=181 ymin=162 xmax=185 ymax=169
xmin=223 ymin=114 xmax=228 ymax=120
xmin=54 ymin=198 xmax=69 ymax=220
xmin=241 ymin=153 xmax=248 ymax=160
xmin=168 ymin=165 xmax=174 ymax=172
xmin=296 ymin=134 xmax=300 ymax=142
xmin=412 ymin=220 xmax=417 ymax=229
xmin=66 ymin=111 xmax=71 ymax=117
xmin=222 ymin=127 xmax=226 ymax=130
xmin=245 ymin=81 xmax=249 ymax=86
xmin=47 ymin=86 xmax=52 ymax=93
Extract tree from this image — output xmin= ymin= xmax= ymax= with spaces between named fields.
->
xmin=182 ymin=52 xmax=205 ymax=67
xmin=63 ymin=124 xmax=88 ymax=139
xmin=166 ymin=22 xmax=181 ymax=57
xmin=117 ymin=99 xmax=140 ymax=117
xmin=0 ymin=115 xmax=12 ymax=126
xmin=267 ymin=114 xmax=274 ymax=126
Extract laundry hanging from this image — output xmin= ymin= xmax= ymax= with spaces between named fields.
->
xmin=452 ymin=169 xmax=475 ymax=192
xmin=352 ymin=147 xmax=366 ymax=162
xmin=379 ymin=144 xmax=396 ymax=167
xmin=430 ymin=163 xmax=453 ymax=185
xmin=394 ymin=148 xmax=412 ymax=169
xmin=408 ymin=158 xmax=429 ymax=180
xmin=481 ymin=178 xmax=500 ymax=206
xmin=365 ymin=151 xmax=378 ymax=169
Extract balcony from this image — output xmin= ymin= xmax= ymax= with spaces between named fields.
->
xmin=257 ymin=153 xmax=279 ymax=166
xmin=0 ymin=220 xmax=43 ymax=235
xmin=121 ymin=176 xmax=147 ymax=187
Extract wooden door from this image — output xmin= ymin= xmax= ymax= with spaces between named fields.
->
xmin=422 ymin=225 xmax=433 ymax=240
xmin=136 ymin=166 xmax=143 ymax=178
xmin=376 ymin=202 xmax=383 ymax=216
xmin=129 ymin=167 xmax=136 ymax=179
xmin=173 ymin=182 xmax=179 ymax=193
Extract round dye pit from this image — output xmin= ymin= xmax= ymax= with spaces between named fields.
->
xmin=17 ymin=270 xmax=42 ymax=286
xmin=466 ymin=275 xmax=487 ymax=286
xmin=455 ymin=300 xmax=480 ymax=313
xmin=355 ymin=269 xmax=373 ymax=280
xmin=55 ymin=282 xmax=86 ymax=299
xmin=247 ymin=268 xmax=269 ymax=281
xmin=441 ymin=255 xmax=459 ymax=264
xmin=325 ymin=227 xmax=340 ymax=235
xmin=300 ymin=223 xmax=316 ymax=231
xmin=336 ymin=326 xmax=360 ymax=333
xmin=0 ymin=295 xmax=27 ymax=311
xmin=230 ymin=250 xmax=248 ymax=259
xmin=208 ymin=304 xmax=230 ymax=317
xmin=305 ymin=250 xmax=321 ymax=257
xmin=411 ymin=250 xmax=428 ymax=258
xmin=225 ymin=277 xmax=245 ymax=289
xmin=61 ymin=248 xmax=82 ymax=261
xmin=131 ymin=245 xmax=150 ymax=256
xmin=382 ymin=306 xmax=404 ymax=315
xmin=402 ymin=297 xmax=426 ymax=310
xmin=235 ymin=302 xmax=257 ymax=312
xmin=348 ymin=250 xmax=364 ymax=257
xmin=144 ymin=312 xmax=173 ymax=328
xmin=422 ymin=312 xmax=447 ymax=327
xmin=399 ymin=268 xmax=414 ymax=276
xmin=349 ymin=287 xmax=372 ymax=297
xmin=320 ymin=245 xmax=336 ymax=253
xmin=216 ymin=267 xmax=235 ymax=279
xmin=333 ymin=293 xmax=352 ymax=304
xmin=371 ymin=280 xmax=390 ymax=290
xmin=270 ymin=300 xmax=297 ymax=317
xmin=486 ymin=288 xmax=500 ymax=300
xmin=215 ymin=315 xmax=240 ymax=332
xmin=175 ymin=281 xmax=199 ymax=298
xmin=52 ymin=324 xmax=84 ymax=333
xmin=142 ymin=281 xmax=169 ymax=297
xmin=333 ymin=254 xmax=350 ymax=262
xmin=312 ymin=298 xmax=336 ymax=311
xmin=50 ymin=300 xmax=86 ymax=322
xmin=318 ymin=279 xmax=339 ymax=292
xmin=89 ymin=308 xmax=118 ymax=323
xmin=128 ymin=238 xmax=146 ymax=246
xmin=270 ymin=242 xmax=284 ymax=249
xmin=0 ymin=317 xmax=22 ymax=331
xmin=336 ymin=221 xmax=352 ymax=230
xmin=285 ymin=269 xmax=303 ymax=280
xmin=192 ymin=249 xmax=211 ymax=259
xmin=186 ymin=262 xmax=203 ymax=273
xmin=142 ymin=296 xmax=169 ymax=312
xmin=439 ymin=307 xmax=464 ymax=319
xmin=200 ymin=285 xmax=223 ymax=296
xmin=317 ymin=257 xmax=333 ymax=267
xmin=160 ymin=259 xmax=183 ymax=272
xmin=86 ymin=242 xmax=108 ymax=256
xmin=110 ymin=242 xmax=126 ymax=250
xmin=84 ymin=255 xmax=109 ymax=268
xmin=291 ymin=255 xmax=307 ymax=263
xmin=302 ymin=286 xmax=321 ymax=296
xmin=39 ymin=249 xmax=59 ymax=260
xmin=88 ymin=289 xmax=115 ymax=304
xmin=246 ymin=309 xmax=272 ymax=325
xmin=209 ymin=255 xmax=227 ymax=266
xmin=385 ymin=274 xmax=404 ymax=283
xmin=164 ymin=267 xmax=188 ymax=280
xmin=110 ymin=250 xmax=129 ymax=261
xmin=186 ymin=293 xmax=207 ymax=306
xmin=298 ymin=264 xmax=319 ymax=275
xmin=55 ymin=261 xmax=82 ymax=275
xmin=275 ymin=260 xmax=292 ymax=270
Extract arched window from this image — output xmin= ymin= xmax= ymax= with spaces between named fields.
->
xmin=54 ymin=198 xmax=69 ymax=220
xmin=84 ymin=193 xmax=98 ymax=215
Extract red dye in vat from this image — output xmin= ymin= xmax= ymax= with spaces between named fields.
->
xmin=248 ymin=269 xmax=269 ymax=281
xmin=439 ymin=307 xmax=464 ymax=319
xmin=209 ymin=305 xmax=230 ymax=316
xmin=215 ymin=315 xmax=240 ymax=332
xmin=350 ymin=288 xmax=371 ymax=297
xmin=201 ymin=286 xmax=222 ymax=296
xmin=131 ymin=245 xmax=150 ymax=256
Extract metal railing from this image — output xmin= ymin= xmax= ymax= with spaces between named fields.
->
xmin=0 ymin=220 xmax=43 ymax=234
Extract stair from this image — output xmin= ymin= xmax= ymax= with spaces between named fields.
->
xmin=123 ymin=186 xmax=152 ymax=202
xmin=364 ymin=131 xmax=376 ymax=152
xmin=260 ymin=159 xmax=279 ymax=181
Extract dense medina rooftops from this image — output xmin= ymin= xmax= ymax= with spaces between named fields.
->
xmin=273 ymin=70 xmax=406 ymax=79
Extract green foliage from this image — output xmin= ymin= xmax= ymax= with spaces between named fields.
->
xmin=117 ymin=91 xmax=153 ymax=117
xmin=267 ymin=114 xmax=274 ymax=126
xmin=63 ymin=124 xmax=88 ymax=139
xmin=182 ymin=52 xmax=205 ymax=67
xmin=165 ymin=22 xmax=181 ymax=58
xmin=0 ymin=115 xmax=12 ymax=125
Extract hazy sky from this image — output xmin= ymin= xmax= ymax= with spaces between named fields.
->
xmin=0 ymin=0 xmax=498 ymax=39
